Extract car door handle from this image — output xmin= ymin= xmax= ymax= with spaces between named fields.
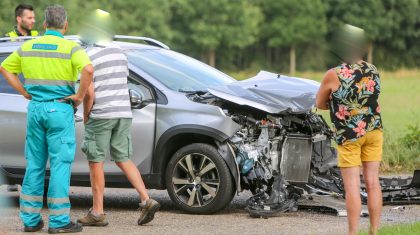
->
xmin=75 ymin=115 xmax=83 ymax=123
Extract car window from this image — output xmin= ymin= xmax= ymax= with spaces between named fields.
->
xmin=126 ymin=49 xmax=235 ymax=93
xmin=128 ymin=76 xmax=154 ymax=101
xmin=75 ymin=73 xmax=154 ymax=102
xmin=0 ymin=55 xmax=25 ymax=95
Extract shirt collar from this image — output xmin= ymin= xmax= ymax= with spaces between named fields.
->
xmin=13 ymin=26 xmax=30 ymax=36
xmin=44 ymin=30 xmax=64 ymax=38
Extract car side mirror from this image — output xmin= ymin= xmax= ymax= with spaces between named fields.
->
xmin=129 ymin=89 xmax=143 ymax=109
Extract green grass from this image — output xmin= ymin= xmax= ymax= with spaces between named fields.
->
xmin=359 ymin=222 xmax=420 ymax=235
xmin=226 ymin=69 xmax=420 ymax=172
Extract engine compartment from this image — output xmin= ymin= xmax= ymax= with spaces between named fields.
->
xmin=188 ymin=91 xmax=420 ymax=216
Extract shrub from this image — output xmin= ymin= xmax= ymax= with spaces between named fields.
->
xmin=381 ymin=125 xmax=420 ymax=172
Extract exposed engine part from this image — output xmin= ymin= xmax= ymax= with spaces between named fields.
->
xmin=268 ymin=138 xmax=280 ymax=174
xmin=247 ymin=174 xmax=299 ymax=218
xmin=311 ymin=140 xmax=337 ymax=174
xmin=280 ymin=134 xmax=312 ymax=183
xmin=189 ymin=91 xmax=420 ymax=217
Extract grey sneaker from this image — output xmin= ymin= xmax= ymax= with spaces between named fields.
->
xmin=48 ymin=221 xmax=82 ymax=234
xmin=137 ymin=199 xmax=160 ymax=225
xmin=77 ymin=209 xmax=108 ymax=227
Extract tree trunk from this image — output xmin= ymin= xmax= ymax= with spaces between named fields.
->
xmin=200 ymin=51 xmax=207 ymax=63
xmin=290 ymin=45 xmax=296 ymax=75
xmin=236 ymin=51 xmax=242 ymax=69
xmin=274 ymin=47 xmax=281 ymax=68
xmin=367 ymin=42 xmax=373 ymax=64
xmin=208 ymin=49 xmax=216 ymax=67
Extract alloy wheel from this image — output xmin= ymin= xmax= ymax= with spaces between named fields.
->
xmin=171 ymin=153 xmax=220 ymax=207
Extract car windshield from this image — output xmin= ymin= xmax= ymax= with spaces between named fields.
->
xmin=126 ymin=49 xmax=235 ymax=92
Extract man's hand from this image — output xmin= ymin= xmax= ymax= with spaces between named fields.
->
xmin=83 ymin=82 xmax=95 ymax=124
xmin=64 ymin=94 xmax=83 ymax=107
xmin=83 ymin=115 xmax=89 ymax=124
xmin=65 ymin=64 xmax=94 ymax=108
xmin=23 ymin=91 xmax=32 ymax=100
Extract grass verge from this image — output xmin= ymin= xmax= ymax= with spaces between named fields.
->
xmin=359 ymin=222 xmax=420 ymax=235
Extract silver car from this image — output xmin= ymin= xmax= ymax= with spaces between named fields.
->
xmin=1 ymin=36 xmax=419 ymax=215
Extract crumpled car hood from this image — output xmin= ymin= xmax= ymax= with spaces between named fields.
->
xmin=207 ymin=71 xmax=320 ymax=114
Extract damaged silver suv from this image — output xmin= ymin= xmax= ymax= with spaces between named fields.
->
xmin=1 ymin=36 xmax=419 ymax=215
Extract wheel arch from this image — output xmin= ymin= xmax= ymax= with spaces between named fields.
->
xmin=152 ymin=125 xmax=239 ymax=191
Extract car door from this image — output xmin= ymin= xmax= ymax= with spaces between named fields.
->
xmin=127 ymin=75 xmax=157 ymax=173
xmin=71 ymin=73 xmax=157 ymax=175
xmin=0 ymin=54 xmax=28 ymax=172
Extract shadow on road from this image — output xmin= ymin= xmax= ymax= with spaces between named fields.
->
xmin=0 ymin=186 xmax=249 ymax=215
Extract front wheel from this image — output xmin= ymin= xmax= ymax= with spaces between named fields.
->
xmin=165 ymin=143 xmax=234 ymax=214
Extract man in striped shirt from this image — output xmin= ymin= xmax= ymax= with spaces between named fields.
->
xmin=77 ymin=10 xmax=160 ymax=227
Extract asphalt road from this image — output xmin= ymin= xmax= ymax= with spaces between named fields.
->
xmin=1 ymin=185 xmax=419 ymax=235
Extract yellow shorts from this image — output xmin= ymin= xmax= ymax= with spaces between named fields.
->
xmin=337 ymin=129 xmax=383 ymax=168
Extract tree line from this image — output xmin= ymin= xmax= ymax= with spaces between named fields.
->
xmin=1 ymin=0 xmax=419 ymax=73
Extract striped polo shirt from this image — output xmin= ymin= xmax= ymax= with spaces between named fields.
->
xmin=86 ymin=43 xmax=132 ymax=119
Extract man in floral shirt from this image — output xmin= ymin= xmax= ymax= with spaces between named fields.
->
xmin=316 ymin=24 xmax=383 ymax=235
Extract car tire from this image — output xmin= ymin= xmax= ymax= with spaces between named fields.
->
xmin=165 ymin=143 xmax=234 ymax=214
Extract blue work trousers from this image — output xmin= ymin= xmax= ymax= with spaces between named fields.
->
xmin=20 ymin=100 xmax=75 ymax=228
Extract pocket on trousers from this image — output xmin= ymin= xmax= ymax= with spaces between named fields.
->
xmin=81 ymin=135 xmax=98 ymax=158
xmin=47 ymin=105 xmax=74 ymax=130
xmin=127 ymin=135 xmax=133 ymax=157
xmin=60 ymin=137 xmax=76 ymax=162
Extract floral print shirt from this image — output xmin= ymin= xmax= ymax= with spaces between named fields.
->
xmin=329 ymin=61 xmax=382 ymax=145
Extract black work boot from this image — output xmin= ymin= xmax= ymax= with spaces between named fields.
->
xmin=48 ymin=221 xmax=82 ymax=234
xmin=24 ymin=219 xmax=44 ymax=232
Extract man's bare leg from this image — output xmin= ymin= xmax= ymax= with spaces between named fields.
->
xmin=362 ymin=161 xmax=382 ymax=235
xmin=115 ymin=160 xmax=149 ymax=202
xmin=89 ymin=162 xmax=105 ymax=214
xmin=341 ymin=167 xmax=361 ymax=235
xmin=116 ymin=160 xmax=159 ymax=225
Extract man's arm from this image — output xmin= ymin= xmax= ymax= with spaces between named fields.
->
xmin=83 ymin=82 xmax=94 ymax=123
xmin=0 ymin=66 xmax=31 ymax=100
xmin=65 ymin=64 xmax=94 ymax=107
xmin=316 ymin=69 xmax=338 ymax=110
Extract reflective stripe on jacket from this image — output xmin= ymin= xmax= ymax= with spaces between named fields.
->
xmin=0 ymin=30 xmax=91 ymax=101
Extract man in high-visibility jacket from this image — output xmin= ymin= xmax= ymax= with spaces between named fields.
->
xmin=0 ymin=4 xmax=93 ymax=233
xmin=5 ymin=4 xmax=39 ymax=38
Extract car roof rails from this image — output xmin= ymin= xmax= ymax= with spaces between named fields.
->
xmin=0 ymin=36 xmax=38 ymax=42
xmin=0 ymin=35 xmax=170 ymax=50
xmin=113 ymin=35 xmax=170 ymax=50
xmin=0 ymin=35 xmax=80 ymax=43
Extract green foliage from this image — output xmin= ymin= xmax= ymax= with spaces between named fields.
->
xmin=170 ymin=0 xmax=262 ymax=65
xmin=401 ymin=124 xmax=420 ymax=148
xmin=67 ymin=0 xmax=174 ymax=43
xmin=173 ymin=0 xmax=262 ymax=49
xmin=382 ymin=132 xmax=420 ymax=172
xmin=0 ymin=0 xmax=174 ymax=42
xmin=261 ymin=0 xmax=327 ymax=47
xmin=374 ymin=0 xmax=420 ymax=69
xmin=326 ymin=0 xmax=390 ymax=40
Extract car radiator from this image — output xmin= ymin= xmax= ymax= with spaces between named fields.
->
xmin=280 ymin=134 xmax=313 ymax=183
